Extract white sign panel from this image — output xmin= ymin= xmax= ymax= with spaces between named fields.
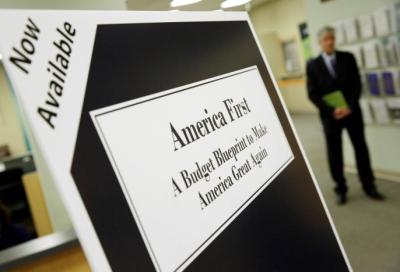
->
xmin=0 ymin=9 xmax=350 ymax=272
xmin=91 ymin=66 xmax=293 ymax=271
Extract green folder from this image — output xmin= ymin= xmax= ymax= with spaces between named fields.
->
xmin=322 ymin=90 xmax=349 ymax=109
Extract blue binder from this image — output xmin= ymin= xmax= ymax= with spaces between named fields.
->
xmin=366 ymin=73 xmax=380 ymax=96
xmin=382 ymin=71 xmax=396 ymax=95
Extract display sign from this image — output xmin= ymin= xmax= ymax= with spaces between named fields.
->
xmin=0 ymin=10 xmax=351 ymax=272
xmin=92 ymin=66 xmax=293 ymax=271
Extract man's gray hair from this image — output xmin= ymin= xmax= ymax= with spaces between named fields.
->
xmin=318 ymin=26 xmax=336 ymax=40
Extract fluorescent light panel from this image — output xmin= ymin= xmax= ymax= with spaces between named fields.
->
xmin=170 ymin=0 xmax=202 ymax=8
xmin=221 ymin=0 xmax=251 ymax=9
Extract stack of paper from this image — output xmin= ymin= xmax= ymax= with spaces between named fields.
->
xmin=363 ymin=41 xmax=380 ymax=69
xmin=380 ymin=36 xmax=399 ymax=66
xmin=360 ymin=71 xmax=369 ymax=95
xmin=386 ymin=97 xmax=400 ymax=124
xmin=345 ymin=45 xmax=363 ymax=67
xmin=359 ymin=99 xmax=374 ymax=124
xmin=373 ymin=7 xmax=391 ymax=36
xmin=370 ymin=99 xmax=391 ymax=124
xmin=343 ymin=18 xmax=359 ymax=43
xmin=396 ymin=34 xmax=400 ymax=63
xmin=333 ymin=21 xmax=345 ymax=45
xmin=388 ymin=2 xmax=400 ymax=33
xmin=376 ymin=40 xmax=388 ymax=67
xmin=388 ymin=69 xmax=400 ymax=95
xmin=358 ymin=14 xmax=375 ymax=39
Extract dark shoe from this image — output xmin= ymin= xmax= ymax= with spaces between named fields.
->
xmin=336 ymin=193 xmax=347 ymax=205
xmin=365 ymin=190 xmax=385 ymax=201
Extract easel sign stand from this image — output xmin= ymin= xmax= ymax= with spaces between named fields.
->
xmin=0 ymin=10 xmax=352 ymax=272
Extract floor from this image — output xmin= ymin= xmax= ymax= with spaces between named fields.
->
xmin=291 ymin=113 xmax=400 ymax=272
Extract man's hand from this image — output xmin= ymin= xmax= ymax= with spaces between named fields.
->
xmin=333 ymin=108 xmax=352 ymax=120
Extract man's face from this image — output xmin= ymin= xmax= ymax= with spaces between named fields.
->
xmin=319 ymin=32 xmax=336 ymax=55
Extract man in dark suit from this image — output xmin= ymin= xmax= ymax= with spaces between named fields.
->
xmin=306 ymin=26 xmax=384 ymax=204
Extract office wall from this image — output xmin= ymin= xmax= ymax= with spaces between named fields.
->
xmin=250 ymin=0 xmax=306 ymax=66
xmin=305 ymin=0 xmax=400 ymax=177
xmin=250 ymin=0 xmax=316 ymax=113
xmin=0 ymin=64 xmax=27 ymax=156
xmin=305 ymin=0 xmax=396 ymax=56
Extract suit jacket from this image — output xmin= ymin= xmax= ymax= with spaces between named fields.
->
xmin=306 ymin=51 xmax=362 ymax=120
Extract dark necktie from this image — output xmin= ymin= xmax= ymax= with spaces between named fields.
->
xmin=330 ymin=57 xmax=336 ymax=78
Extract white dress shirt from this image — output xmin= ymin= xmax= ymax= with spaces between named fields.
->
xmin=322 ymin=52 xmax=336 ymax=78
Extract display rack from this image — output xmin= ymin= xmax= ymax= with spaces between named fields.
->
xmin=333 ymin=0 xmax=400 ymax=126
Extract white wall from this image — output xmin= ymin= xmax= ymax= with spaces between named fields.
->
xmin=251 ymin=0 xmax=307 ymax=70
xmin=305 ymin=0 xmax=400 ymax=177
xmin=250 ymin=0 xmax=316 ymax=113
xmin=0 ymin=64 xmax=27 ymax=156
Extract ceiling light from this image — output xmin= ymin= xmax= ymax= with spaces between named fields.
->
xmin=170 ymin=0 xmax=202 ymax=8
xmin=221 ymin=0 xmax=251 ymax=9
